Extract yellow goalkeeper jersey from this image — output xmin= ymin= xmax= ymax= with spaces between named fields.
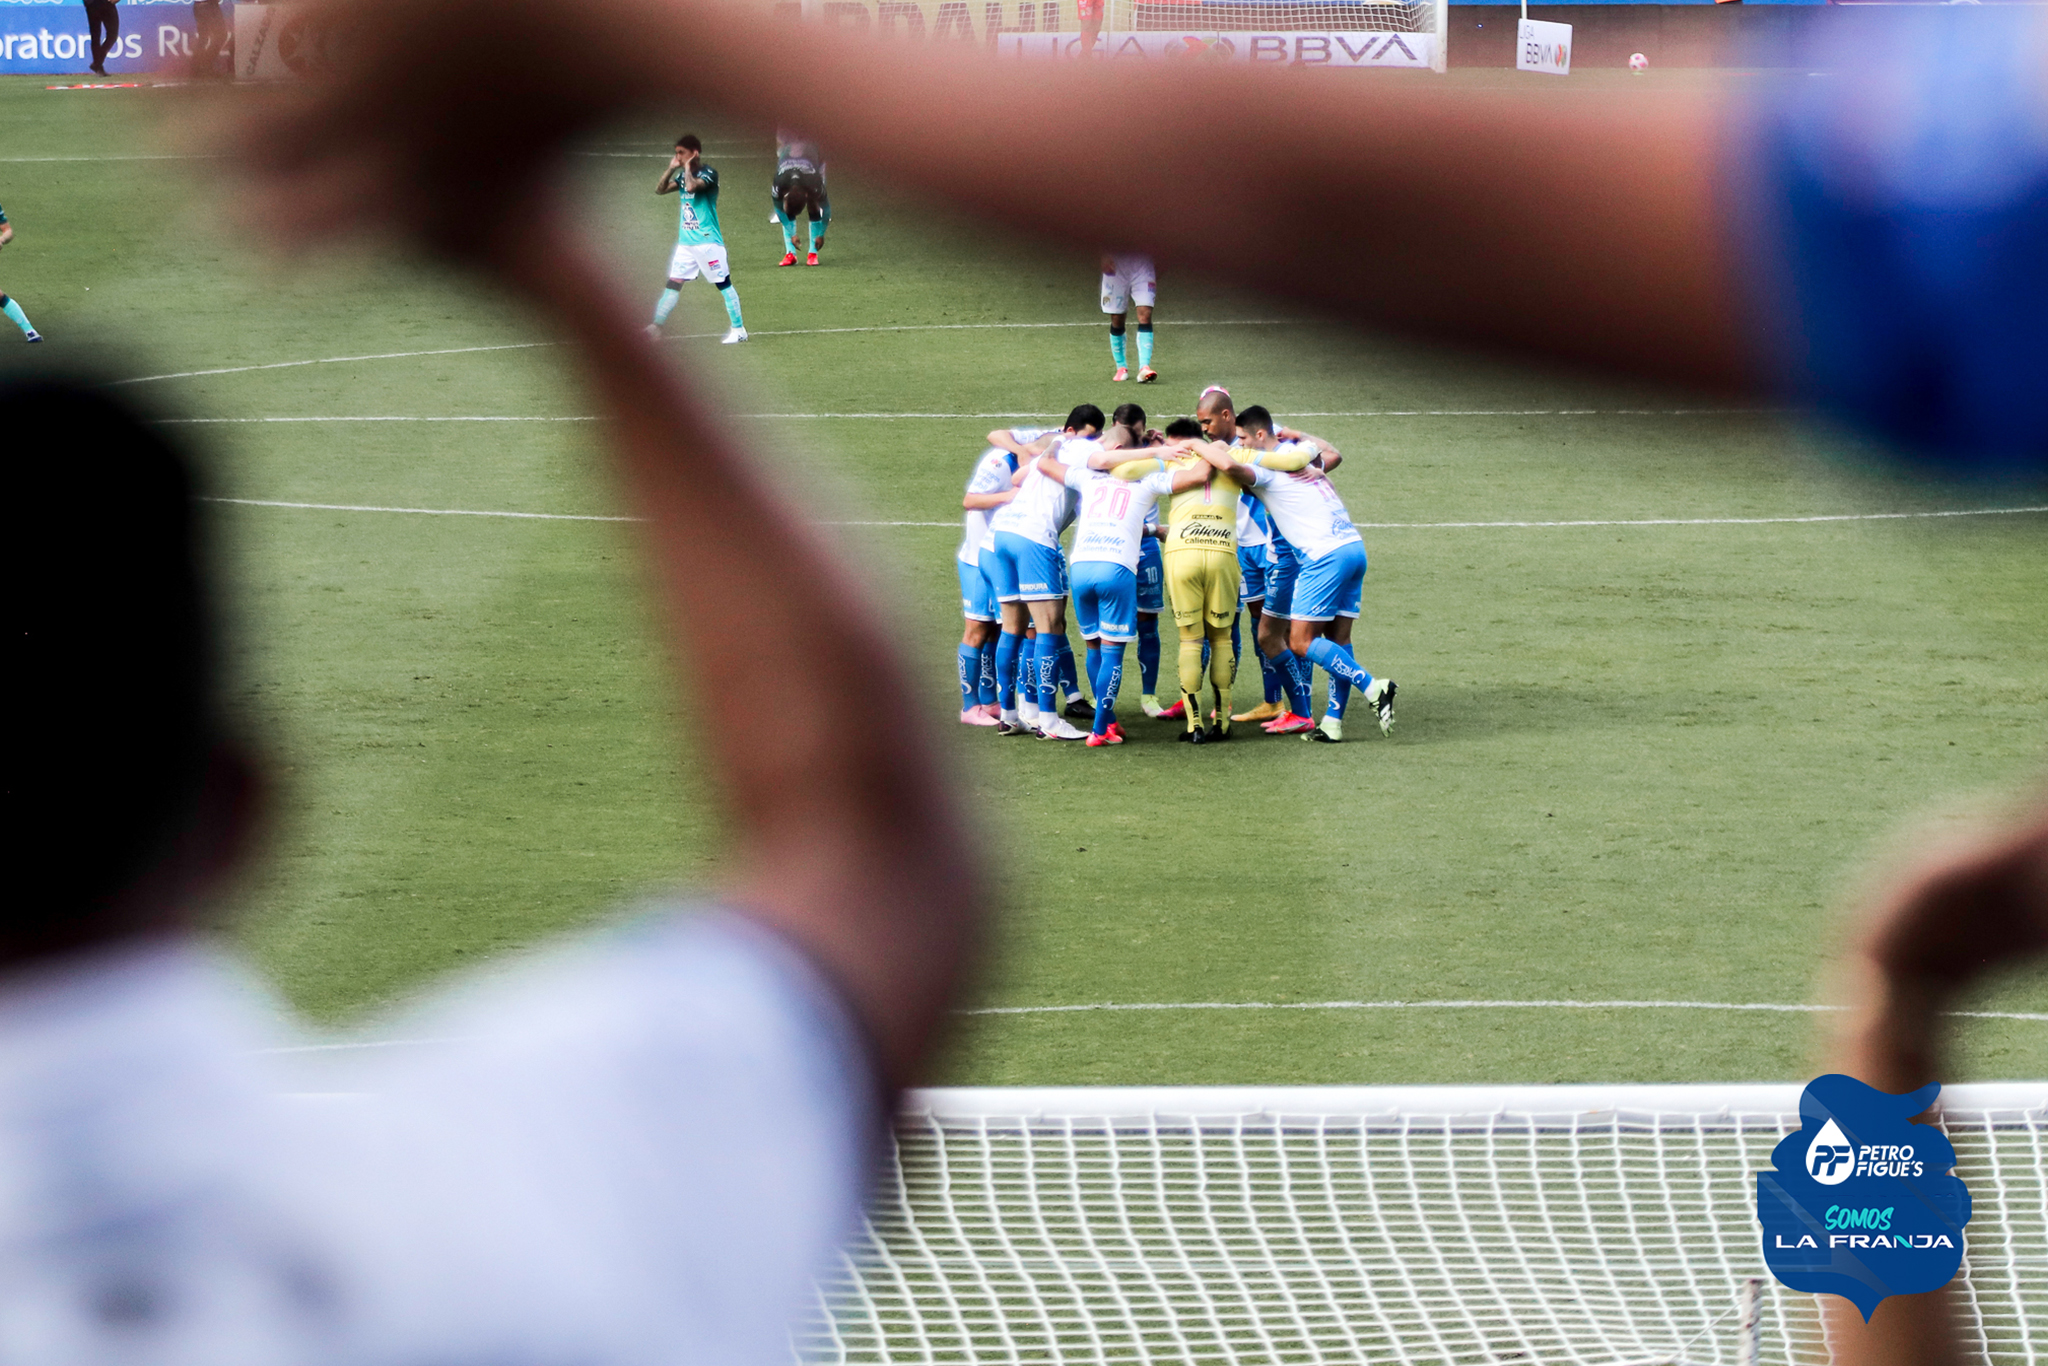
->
xmin=1114 ymin=453 xmax=1237 ymax=555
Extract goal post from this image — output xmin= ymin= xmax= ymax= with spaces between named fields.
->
xmin=799 ymin=1083 xmax=2046 ymax=1366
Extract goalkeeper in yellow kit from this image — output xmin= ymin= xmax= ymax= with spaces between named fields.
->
xmin=1108 ymin=419 xmax=1249 ymax=743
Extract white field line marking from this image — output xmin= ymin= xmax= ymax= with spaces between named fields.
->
xmin=111 ymin=320 xmax=1287 ymax=386
xmin=0 ymin=153 xmax=223 ymax=163
xmin=253 ymin=1000 xmax=2046 ymax=1054
xmin=962 ymin=999 xmax=2048 ymax=1022
xmin=201 ymin=497 xmax=2048 ymax=532
xmin=162 ymin=415 xmax=600 ymax=425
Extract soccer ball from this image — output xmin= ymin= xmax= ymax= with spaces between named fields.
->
xmin=1628 ymin=52 xmax=1649 ymax=72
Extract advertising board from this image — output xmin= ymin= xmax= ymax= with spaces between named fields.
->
xmin=1 ymin=0 xmax=231 ymax=75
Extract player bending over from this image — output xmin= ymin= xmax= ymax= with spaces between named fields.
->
xmin=958 ymin=425 xmax=1055 ymax=725
xmin=649 ymin=135 xmax=748 ymax=343
xmin=772 ymin=131 xmax=830 ymax=266
xmin=1041 ymin=425 xmax=1206 ymax=745
xmin=0 ymin=206 xmax=43 ymax=343
xmin=986 ymin=407 xmax=1103 ymax=740
xmin=1100 ymin=253 xmax=1156 ymax=383
xmin=1100 ymin=404 xmax=1168 ymax=716
xmin=1219 ymin=407 xmax=1394 ymax=742
xmin=1109 ymin=420 xmax=1241 ymax=743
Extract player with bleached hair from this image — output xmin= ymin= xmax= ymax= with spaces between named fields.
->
xmin=959 ymin=425 xmax=1058 ymax=725
xmin=987 ymin=405 xmax=1104 ymax=740
xmin=1101 ymin=253 xmax=1156 ymax=383
xmin=1218 ymin=407 xmax=1394 ymax=742
xmin=649 ymin=134 xmax=748 ymax=343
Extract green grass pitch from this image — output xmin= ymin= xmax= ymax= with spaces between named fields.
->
xmin=4 ymin=76 xmax=2043 ymax=1085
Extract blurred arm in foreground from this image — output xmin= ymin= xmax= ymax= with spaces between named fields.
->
xmin=233 ymin=0 xmax=2048 ymax=477
xmin=1823 ymin=800 xmax=2048 ymax=1366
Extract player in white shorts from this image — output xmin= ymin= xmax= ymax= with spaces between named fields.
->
xmin=957 ymin=427 xmax=1054 ymax=726
xmin=1220 ymin=407 xmax=1394 ymax=743
xmin=648 ymin=134 xmax=748 ymax=343
xmin=1040 ymin=425 xmax=1208 ymax=745
xmin=986 ymin=405 xmax=1104 ymax=740
xmin=1100 ymin=253 xmax=1157 ymax=384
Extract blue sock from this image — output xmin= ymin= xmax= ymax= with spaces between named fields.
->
xmin=957 ymin=644 xmax=981 ymax=711
xmin=1085 ymin=643 xmax=1101 ymax=702
xmin=1057 ymin=637 xmax=1080 ymax=701
xmin=1260 ymin=645 xmax=1283 ymax=704
xmin=995 ymin=631 xmax=1023 ymax=711
xmin=1328 ymin=676 xmax=1352 ymax=719
xmin=1137 ymin=618 xmax=1160 ymax=692
xmin=1036 ymin=637 xmax=1061 ymax=717
xmin=1307 ymin=636 xmax=1375 ymax=695
xmin=1093 ymin=643 xmax=1125 ymax=735
xmin=977 ymin=640 xmax=998 ymax=707
xmin=1136 ymin=322 xmax=1154 ymax=369
xmin=1282 ymin=652 xmax=1314 ymax=717
xmin=1110 ymin=327 xmax=1127 ymax=367
xmin=1231 ymin=614 xmax=1242 ymax=666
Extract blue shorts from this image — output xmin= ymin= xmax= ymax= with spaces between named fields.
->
xmin=989 ymin=531 xmax=1067 ymax=602
xmin=1263 ymin=549 xmax=1300 ymax=620
xmin=1136 ymin=538 xmax=1164 ymax=614
xmin=1070 ymin=561 xmax=1138 ymax=643
xmin=1238 ymin=546 xmax=1268 ymax=604
xmin=958 ymin=557 xmax=997 ymax=622
xmin=1290 ymin=540 xmax=1367 ymax=622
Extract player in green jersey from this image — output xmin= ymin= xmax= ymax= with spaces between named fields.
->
xmin=649 ymin=135 xmax=748 ymax=344
xmin=0 ymin=205 xmax=44 ymax=344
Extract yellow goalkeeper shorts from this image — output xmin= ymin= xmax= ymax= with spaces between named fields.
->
xmin=1162 ymin=548 xmax=1241 ymax=630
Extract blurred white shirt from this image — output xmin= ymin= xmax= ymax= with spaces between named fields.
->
xmin=0 ymin=912 xmax=874 ymax=1366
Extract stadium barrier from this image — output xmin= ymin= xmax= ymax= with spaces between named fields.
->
xmin=0 ymin=0 xmax=231 ymax=76
xmin=800 ymin=1083 xmax=2046 ymax=1366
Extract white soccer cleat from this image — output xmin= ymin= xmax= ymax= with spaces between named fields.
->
xmin=1140 ymin=694 xmax=1164 ymax=717
xmin=1307 ymin=715 xmax=1342 ymax=744
xmin=1364 ymin=677 xmax=1397 ymax=734
xmin=644 ymin=324 xmax=662 ymax=340
xmin=721 ymin=327 xmax=749 ymax=344
xmin=1018 ymin=699 xmax=1042 ymax=729
xmin=1038 ymin=717 xmax=1088 ymax=741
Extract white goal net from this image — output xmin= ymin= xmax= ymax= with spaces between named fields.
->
xmin=798 ymin=1084 xmax=2046 ymax=1366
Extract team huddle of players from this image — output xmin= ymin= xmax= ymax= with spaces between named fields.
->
xmin=957 ymin=389 xmax=1394 ymax=746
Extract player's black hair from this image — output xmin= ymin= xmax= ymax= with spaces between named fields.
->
xmin=1163 ymin=417 xmax=1203 ymax=439
xmin=5 ymin=376 xmax=225 ymax=957
xmin=1065 ymin=403 xmax=1106 ymax=435
xmin=1111 ymin=403 xmax=1146 ymax=430
xmin=1236 ymin=404 xmax=1275 ymax=434
xmin=677 ymin=134 xmax=702 ymax=152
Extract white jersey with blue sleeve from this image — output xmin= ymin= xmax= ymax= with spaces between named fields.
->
xmin=989 ymin=436 xmax=1095 ymax=549
xmin=1246 ymin=445 xmax=1361 ymax=562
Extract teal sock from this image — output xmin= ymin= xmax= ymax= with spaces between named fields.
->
xmin=1 ymin=295 xmax=32 ymax=337
xmin=1136 ymin=322 xmax=1154 ymax=369
xmin=652 ymin=287 xmax=681 ymax=325
xmin=717 ymin=280 xmax=744 ymax=330
xmin=1109 ymin=328 xmax=1127 ymax=367
xmin=779 ymin=218 xmax=797 ymax=255
xmin=809 ymin=221 xmax=826 ymax=253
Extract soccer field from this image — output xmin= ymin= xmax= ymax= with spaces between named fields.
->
xmin=4 ymin=75 xmax=2043 ymax=1087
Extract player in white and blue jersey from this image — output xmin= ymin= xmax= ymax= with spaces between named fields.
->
xmin=957 ymin=428 xmax=1050 ymax=726
xmin=1041 ymin=426 xmax=1209 ymax=745
xmin=986 ymin=405 xmax=1103 ymax=740
xmin=648 ymin=135 xmax=748 ymax=343
xmin=1229 ymin=492 xmax=1287 ymax=725
xmin=1228 ymin=406 xmax=1394 ymax=742
xmin=1099 ymin=404 xmax=1168 ymax=715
